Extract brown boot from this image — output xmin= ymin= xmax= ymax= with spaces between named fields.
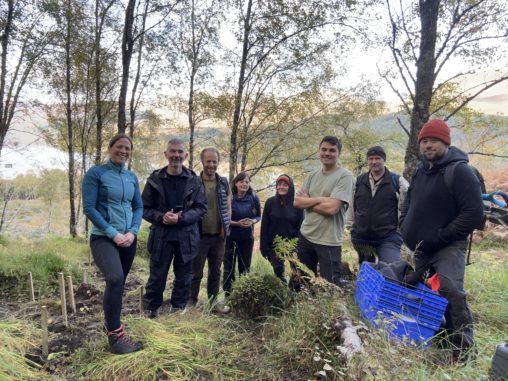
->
xmin=107 ymin=324 xmax=143 ymax=355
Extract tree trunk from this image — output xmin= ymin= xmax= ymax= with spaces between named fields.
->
xmin=66 ymin=0 xmax=77 ymax=237
xmin=403 ymin=0 xmax=440 ymax=179
xmin=118 ymin=0 xmax=136 ymax=133
xmin=229 ymin=0 xmax=252 ymax=182
xmin=94 ymin=0 xmax=103 ymax=164
xmin=47 ymin=199 xmax=52 ymax=232
xmin=0 ymin=0 xmax=14 ymax=158
xmin=128 ymin=0 xmax=149 ymax=171
xmin=187 ymin=0 xmax=197 ymax=169
xmin=0 ymin=196 xmax=10 ymax=234
xmin=188 ymin=68 xmax=197 ymax=169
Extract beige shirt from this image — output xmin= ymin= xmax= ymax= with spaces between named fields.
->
xmin=300 ymin=166 xmax=353 ymax=246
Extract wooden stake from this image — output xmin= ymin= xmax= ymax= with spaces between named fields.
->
xmin=58 ymin=272 xmax=68 ymax=327
xmin=83 ymin=269 xmax=88 ymax=284
xmin=139 ymin=286 xmax=144 ymax=315
xmin=41 ymin=306 xmax=49 ymax=358
xmin=66 ymin=275 xmax=76 ymax=314
xmin=28 ymin=272 xmax=35 ymax=302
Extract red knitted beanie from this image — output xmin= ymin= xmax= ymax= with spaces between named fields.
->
xmin=418 ymin=119 xmax=451 ymax=145
xmin=276 ymin=175 xmax=290 ymax=185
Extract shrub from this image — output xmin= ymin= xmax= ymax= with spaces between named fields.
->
xmin=229 ymin=272 xmax=290 ymax=320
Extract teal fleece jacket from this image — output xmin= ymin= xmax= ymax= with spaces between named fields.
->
xmin=82 ymin=160 xmax=143 ymax=239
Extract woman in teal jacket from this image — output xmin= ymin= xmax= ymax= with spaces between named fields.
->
xmin=82 ymin=133 xmax=143 ymax=355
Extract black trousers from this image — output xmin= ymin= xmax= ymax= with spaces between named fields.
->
xmin=296 ymin=234 xmax=342 ymax=285
xmin=144 ymin=241 xmax=192 ymax=310
xmin=414 ymin=240 xmax=474 ymax=349
xmin=266 ymin=249 xmax=286 ymax=283
xmin=190 ymin=234 xmax=225 ymax=303
xmin=90 ymin=235 xmax=137 ymax=332
xmin=223 ymin=237 xmax=254 ymax=295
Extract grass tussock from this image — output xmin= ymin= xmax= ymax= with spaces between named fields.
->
xmin=72 ymin=314 xmax=252 ymax=381
xmin=0 ymin=320 xmax=41 ymax=381
xmin=0 ymin=250 xmax=81 ymax=297
xmin=0 ymin=235 xmax=86 ymax=297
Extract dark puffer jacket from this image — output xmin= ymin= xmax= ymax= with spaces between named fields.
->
xmin=142 ymin=166 xmax=207 ymax=263
xmin=400 ymin=147 xmax=484 ymax=254
xmin=260 ymin=174 xmax=304 ymax=257
xmin=199 ymin=172 xmax=230 ymax=236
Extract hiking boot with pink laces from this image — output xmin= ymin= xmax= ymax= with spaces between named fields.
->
xmin=107 ymin=324 xmax=143 ymax=355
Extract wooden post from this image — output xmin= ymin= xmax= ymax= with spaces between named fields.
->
xmin=58 ymin=272 xmax=68 ymax=327
xmin=139 ymin=286 xmax=144 ymax=315
xmin=28 ymin=272 xmax=35 ymax=302
xmin=83 ymin=269 xmax=88 ymax=284
xmin=41 ymin=306 xmax=49 ymax=358
xmin=66 ymin=275 xmax=76 ymax=314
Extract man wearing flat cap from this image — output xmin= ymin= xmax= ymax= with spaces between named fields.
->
xmin=400 ymin=119 xmax=484 ymax=362
xmin=349 ymin=145 xmax=409 ymax=264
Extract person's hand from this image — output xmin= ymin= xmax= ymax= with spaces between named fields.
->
xmin=122 ymin=232 xmax=136 ymax=247
xmin=113 ymin=233 xmax=128 ymax=247
xmin=239 ymin=218 xmax=254 ymax=227
xmin=163 ymin=210 xmax=181 ymax=225
xmin=296 ymin=188 xmax=309 ymax=198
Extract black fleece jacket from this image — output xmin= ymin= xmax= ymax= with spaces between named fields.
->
xmin=260 ymin=174 xmax=304 ymax=257
xmin=400 ymin=146 xmax=484 ymax=253
xmin=142 ymin=166 xmax=207 ymax=263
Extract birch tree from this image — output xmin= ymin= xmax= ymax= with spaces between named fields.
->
xmin=379 ymin=0 xmax=508 ymax=177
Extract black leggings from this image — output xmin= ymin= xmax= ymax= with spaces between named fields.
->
xmin=90 ymin=235 xmax=137 ymax=331
xmin=223 ymin=238 xmax=254 ymax=295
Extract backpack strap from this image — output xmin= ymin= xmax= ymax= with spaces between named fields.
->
xmin=389 ymin=172 xmax=400 ymax=194
xmin=442 ymin=161 xmax=463 ymax=194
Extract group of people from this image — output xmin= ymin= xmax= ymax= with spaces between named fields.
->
xmin=83 ymin=119 xmax=484 ymax=362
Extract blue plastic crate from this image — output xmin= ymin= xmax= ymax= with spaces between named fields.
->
xmin=355 ymin=262 xmax=448 ymax=345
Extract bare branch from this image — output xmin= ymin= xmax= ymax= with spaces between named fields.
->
xmin=468 ymin=151 xmax=508 ymax=159
xmin=444 ymin=75 xmax=508 ymax=120
xmin=396 ymin=116 xmax=410 ymax=137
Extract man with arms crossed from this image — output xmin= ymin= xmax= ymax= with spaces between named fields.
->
xmin=293 ymin=136 xmax=353 ymax=287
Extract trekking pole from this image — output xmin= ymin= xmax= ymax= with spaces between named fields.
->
xmin=466 ymin=233 xmax=473 ymax=266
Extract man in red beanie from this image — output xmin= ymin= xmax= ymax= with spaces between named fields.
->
xmin=400 ymin=119 xmax=484 ymax=362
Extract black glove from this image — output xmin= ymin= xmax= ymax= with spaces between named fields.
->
xmin=404 ymin=271 xmax=422 ymax=286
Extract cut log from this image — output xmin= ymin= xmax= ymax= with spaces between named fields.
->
xmin=333 ymin=318 xmax=363 ymax=363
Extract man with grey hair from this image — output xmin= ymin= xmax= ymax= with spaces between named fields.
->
xmin=189 ymin=148 xmax=231 ymax=313
xmin=142 ymin=138 xmax=207 ymax=317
